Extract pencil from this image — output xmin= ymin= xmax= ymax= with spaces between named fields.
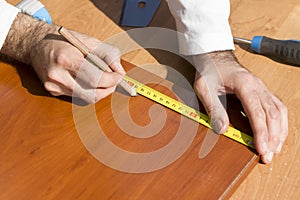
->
xmin=58 ymin=26 xmax=137 ymax=97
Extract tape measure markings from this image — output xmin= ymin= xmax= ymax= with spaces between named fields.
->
xmin=124 ymin=75 xmax=255 ymax=149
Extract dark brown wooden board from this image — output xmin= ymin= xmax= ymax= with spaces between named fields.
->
xmin=0 ymin=59 xmax=258 ymax=200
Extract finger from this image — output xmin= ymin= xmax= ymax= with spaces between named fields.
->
xmin=261 ymin=152 xmax=274 ymax=164
xmin=45 ymin=67 xmax=75 ymax=96
xmin=71 ymin=77 xmax=117 ymax=103
xmin=44 ymin=81 xmax=66 ymax=96
xmin=93 ymin=86 xmax=117 ymax=101
xmin=76 ymin=59 xmax=103 ymax=88
xmin=98 ymin=71 xmax=123 ymax=88
xmin=237 ymin=90 xmax=269 ymax=156
xmin=53 ymin=43 xmax=85 ymax=72
xmin=261 ymin=93 xmax=282 ymax=153
xmin=72 ymin=80 xmax=117 ymax=103
xmin=72 ymin=66 xmax=120 ymax=102
xmin=46 ymin=67 xmax=116 ymax=103
xmin=76 ymin=59 xmax=122 ymax=89
xmin=271 ymin=95 xmax=288 ymax=153
xmin=194 ymin=77 xmax=229 ymax=134
xmin=110 ymin=60 xmax=126 ymax=75
xmin=91 ymin=42 xmax=126 ymax=75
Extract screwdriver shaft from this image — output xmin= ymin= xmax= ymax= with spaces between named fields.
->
xmin=233 ymin=37 xmax=251 ymax=44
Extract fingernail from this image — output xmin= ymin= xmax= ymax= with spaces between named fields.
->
xmin=212 ymin=120 xmax=223 ymax=134
xmin=117 ymin=63 xmax=126 ymax=74
xmin=265 ymin=152 xmax=274 ymax=163
xmin=261 ymin=142 xmax=268 ymax=154
xmin=275 ymin=142 xmax=283 ymax=153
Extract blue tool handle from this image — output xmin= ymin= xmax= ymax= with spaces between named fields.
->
xmin=251 ymin=36 xmax=300 ymax=65
xmin=16 ymin=0 xmax=52 ymax=24
xmin=32 ymin=7 xmax=52 ymax=24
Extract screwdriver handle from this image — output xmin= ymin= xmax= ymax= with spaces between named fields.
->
xmin=251 ymin=36 xmax=300 ymax=66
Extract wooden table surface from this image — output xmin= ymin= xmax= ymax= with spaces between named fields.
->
xmin=1 ymin=0 xmax=300 ymax=199
xmin=230 ymin=1 xmax=300 ymax=199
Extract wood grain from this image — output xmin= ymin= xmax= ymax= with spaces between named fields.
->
xmin=96 ymin=0 xmax=300 ymax=198
xmin=230 ymin=1 xmax=300 ymax=199
xmin=3 ymin=0 xmax=300 ymax=199
xmin=0 ymin=55 xmax=258 ymax=199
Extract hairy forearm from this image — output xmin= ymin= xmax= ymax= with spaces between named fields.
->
xmin=0 ymin=13 xmax=58 ymax=65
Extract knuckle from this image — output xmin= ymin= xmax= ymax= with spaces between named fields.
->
xmin=194 ymin=77 xmax=208 ymax=93
xmin=47 ymin=69 xmax=58 ymax=81
xmin=253 ymin=106 xmax=266 ymax=120
xmin=94 ymin=93 xmax=105 ymax=103
xmin=101 ymin=73 xmax=119 ymax=87
xmin=236 ymin=72 xmax=265 ymax=94
xmin=255 ymin=129 xmax=268 ymax=141
xmin=235 ymin=72 xmax=254 ymax=85
xmin=254 ymin=139 xmax=269 ymax=155
xmin=110 ymin=46 xmax=121 ymax=56
xmin=44 ymin=82 xmax=61 ymax=96
xmin=88 ymin=77 xmax=100 ymax=88
xmin=43 ymin=82 xmax=52 ymax=91
xmin=90 ymin=81 xmax=99 ymax=88
xmin=268 ymin=106 xmax=281 ymax=120
xmin=256 ymin=144 xmax=266 ymax=155
xmin=53 ymin=50 xmax=68 ymax=66
xmin=47 ymin=69 xmax=73 ymax=90
xmin=94 ymin=87 xmax=115 ymax=102
xmin=251 ymin=75 xmax=264 ymax=85
xmin=97 ymin=43 xmax=121 ymax=62
xmin=279 ymin=103 xmax=288 ymax=114
xmin=269 ymin=134 xmax=280 ymax=144
xmin=244 ymin=95 xmax=256 ymax=104
xmin=205 ymin=104 xmax=219 ymax=116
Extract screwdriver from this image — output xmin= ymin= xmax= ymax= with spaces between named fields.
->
xmin=233 ymin=36 xmax=300 ymax=66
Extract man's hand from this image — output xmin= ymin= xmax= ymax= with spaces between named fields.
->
xmin=30 ymin=30 xmax=125 ymax=103
xmin=1 ymin=13 xmax=125 ymax=103
xmin=193 ymin=51 xmax=288 ymax=163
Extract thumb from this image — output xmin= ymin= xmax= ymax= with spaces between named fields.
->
xmin=194 ymin=77 xmax=229 ymax=134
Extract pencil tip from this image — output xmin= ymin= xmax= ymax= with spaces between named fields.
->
xmin=131 ymin=90 xmax=137 ymax=97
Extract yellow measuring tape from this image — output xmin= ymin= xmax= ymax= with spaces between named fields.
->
xmin=123 ymin=75 xmax=255 ymax=149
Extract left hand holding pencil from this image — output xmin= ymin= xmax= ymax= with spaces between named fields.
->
xmin=30 ymin=27 xmax=127 ymax=103
xmin=1 ymin=13 xmax=134 ymax=103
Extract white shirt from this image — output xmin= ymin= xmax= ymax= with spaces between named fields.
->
xmin=166 ymin=0 xmax=234 ymax=55
xmin=0 ymin=0 xmax=20 ymax=49
xmin=0 ymin=0 xmax=234 ymax=55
